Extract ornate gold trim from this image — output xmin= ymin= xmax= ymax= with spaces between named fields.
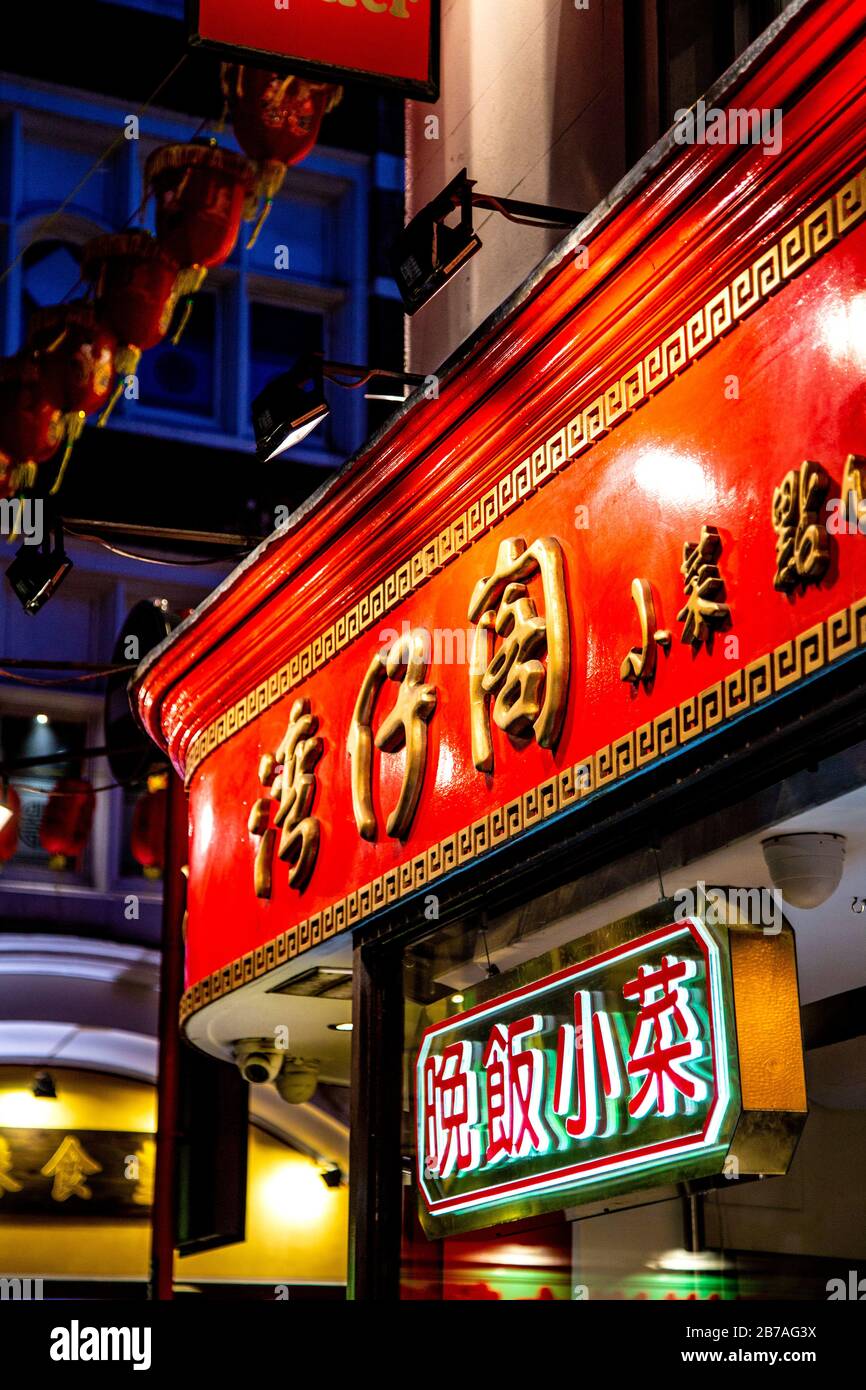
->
xmin=183 ymin=163 xmax=866 ymax=786
xmin=179 ymin=593 xmax=866 ymax=1023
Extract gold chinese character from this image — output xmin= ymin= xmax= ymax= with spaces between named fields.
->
xmin=468 ymin=537 xmax=569 ymax=773
xmin=772 ymin=461 xmax=830 ymax=591
xmin=348 ymin=628 xmax=437 ymax=841
xmin=41 ymin=1135 xmax=101 ymax=1202
xmin=248 ymin=697 xmax=323 ymax=898
xmin=0 ymin=1136 xmax=22 ymax=1195
xmin=621 ymin=577 xmax=671 ymax=688
xmin=677 ymin=525 xmax=731 ymax=648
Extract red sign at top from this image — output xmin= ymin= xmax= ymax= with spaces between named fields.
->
xmin=190 ymin=0 xmax=439 ymax=100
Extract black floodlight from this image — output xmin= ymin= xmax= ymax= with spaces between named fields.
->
xmin=252 ymin=357 xmax=330 ymax=462
xmin=252 ymin=355 xmax=426 ymax=460
xmin=392 ymin=168 xmax=584 ymax=315
xmin=5 ymin=516 xmax=72 ymax=615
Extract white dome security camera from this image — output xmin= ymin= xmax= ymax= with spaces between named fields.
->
xmin=761 ymin=832 xmax=846 ymax=909
xmin=233 ymin=1038 xmax=284 ymax=1085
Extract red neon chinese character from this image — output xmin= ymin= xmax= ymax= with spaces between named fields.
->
xmin=553 ymin=990 xmax=623 ymax=1139
xmin=423 ymin=1041 xmax=481 ymax=1179
xmin=481 ymin=1014 xmax=549 ymax=1164
xmin=622 ymin=954 xmax=708 ymax=1118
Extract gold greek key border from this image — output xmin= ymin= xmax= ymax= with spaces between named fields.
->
xmin=182 ymin=164 xmax=866 ymax=786
xmin=179 ymin=594 xmax=866 ymax=1023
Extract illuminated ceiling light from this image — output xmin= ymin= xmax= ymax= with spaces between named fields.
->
xmin=327 ymin=1021 xmax=353 ymax=1033
xmin=252 ymin=356 xmax=425 ymax=461
xmin=647 ymin=1248 xmax=735 ymax=1273
xmin=35 ymin=713 xmax=49 ymax=725
xmin=391 ymin=168 xmax=583 ymax=315
xmin=31 ymin=1070 xmax=57 ymax=1099
xmin=450 ymin=993 xmax=465 ymax=1005
xmin=5 ymin=518 xmax=73 ymax=615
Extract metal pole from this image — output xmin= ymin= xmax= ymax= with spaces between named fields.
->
xmin=149 ymin=769 xmax=188 ymax=1300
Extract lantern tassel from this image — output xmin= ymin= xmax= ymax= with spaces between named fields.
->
xmin=98 ymin=346 xmax=142 ymax=427
xmin=98 ymin=377 xmax=126 ymax=428
xmin=246 ymin=199 xmax=273 ymax=250
xmin=50 ymin=411 xmax=86 ymax=496
xmin=170 ymin=266 xmax=208 ymax=346
xmin=246 ymin=162 xmax=287 ymax=249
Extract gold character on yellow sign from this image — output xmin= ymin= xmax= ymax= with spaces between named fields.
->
xmin=468 ymin=537 xmax=569 ymax=774
xmin=348 ymin=628 xmax=437 ymax=841
xmin=41 ymin=1135 xmax=101 ymax=1202
xmin=677 ymin=525 xmax=731 ymax=648
xmin=0 ymin=1136 xmax=22 ymax=1195
xmin=249 ymin=697 xmax=323 ymax=898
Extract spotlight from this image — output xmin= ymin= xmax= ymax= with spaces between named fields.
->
xmin=392 ymin=168 xmax=584 ymax=315
xmin=35 ymin=713 xmax=49 ymax=725
xmin=252 ymin=356 xmax=426 ymax=460
xmin=5 ymin=518 xmax=72 ymax=614
xmin=252 ymin=358 xmax=329 ymax=461
xmin=32 ymin=1070 xmax=57 ymax=1099
xmin=320 ymin=1162 xmax=343 ymax=1189
xmin=327 ymin=1021 xmax=353 ymax=1032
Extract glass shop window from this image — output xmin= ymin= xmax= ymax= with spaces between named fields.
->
xmin=0 ymin=712 xmax=88 ymax=874
xmin=20 ymin=239 xmax=83 ymax=326
xmin=659 ymin=0 xmax=787 ymax=129
xmin=136 ymin=292 xmax=218 ymax=420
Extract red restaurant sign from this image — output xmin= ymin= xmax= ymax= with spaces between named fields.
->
xmin=136 ymin=0 xmax=866 ymax=1028
xmin=189 ymin=0 xmax=440 ymax=100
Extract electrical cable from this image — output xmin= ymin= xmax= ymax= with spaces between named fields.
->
xmin=62 ymin=525 xmax=248 ymax=567
xmin=0 ymin=664 xmax=135 ymax=685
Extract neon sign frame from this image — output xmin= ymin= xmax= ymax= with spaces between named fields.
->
xmin=415 ymin=911 xmax=742 ymax=1236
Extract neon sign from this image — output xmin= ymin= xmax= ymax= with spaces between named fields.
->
xmin=415 ymin=897 xmax=807 ymax=1236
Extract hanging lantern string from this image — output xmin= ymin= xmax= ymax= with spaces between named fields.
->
xmin=0 ymin=51 xmax=189 ymax=293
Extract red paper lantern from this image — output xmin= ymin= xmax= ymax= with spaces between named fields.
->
xmin=39 ymin=777 xmax=96 ymax=870
xmin=0 ymin=786 xmax=21 ymax=865
xmin=221 ymin=65 xmax=342 ymax=246
xmin=0 ymin=355 xmax=64 ymax=492
xmin=130 ymin=783 xmax=167 ymax=879
xmin=27 ymin=301 xmax=118 ymax=491
xmin=146 ymin=140 xmax=253 ymax=337
xmin=80 ymin=231 xmax=181 ymax=423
